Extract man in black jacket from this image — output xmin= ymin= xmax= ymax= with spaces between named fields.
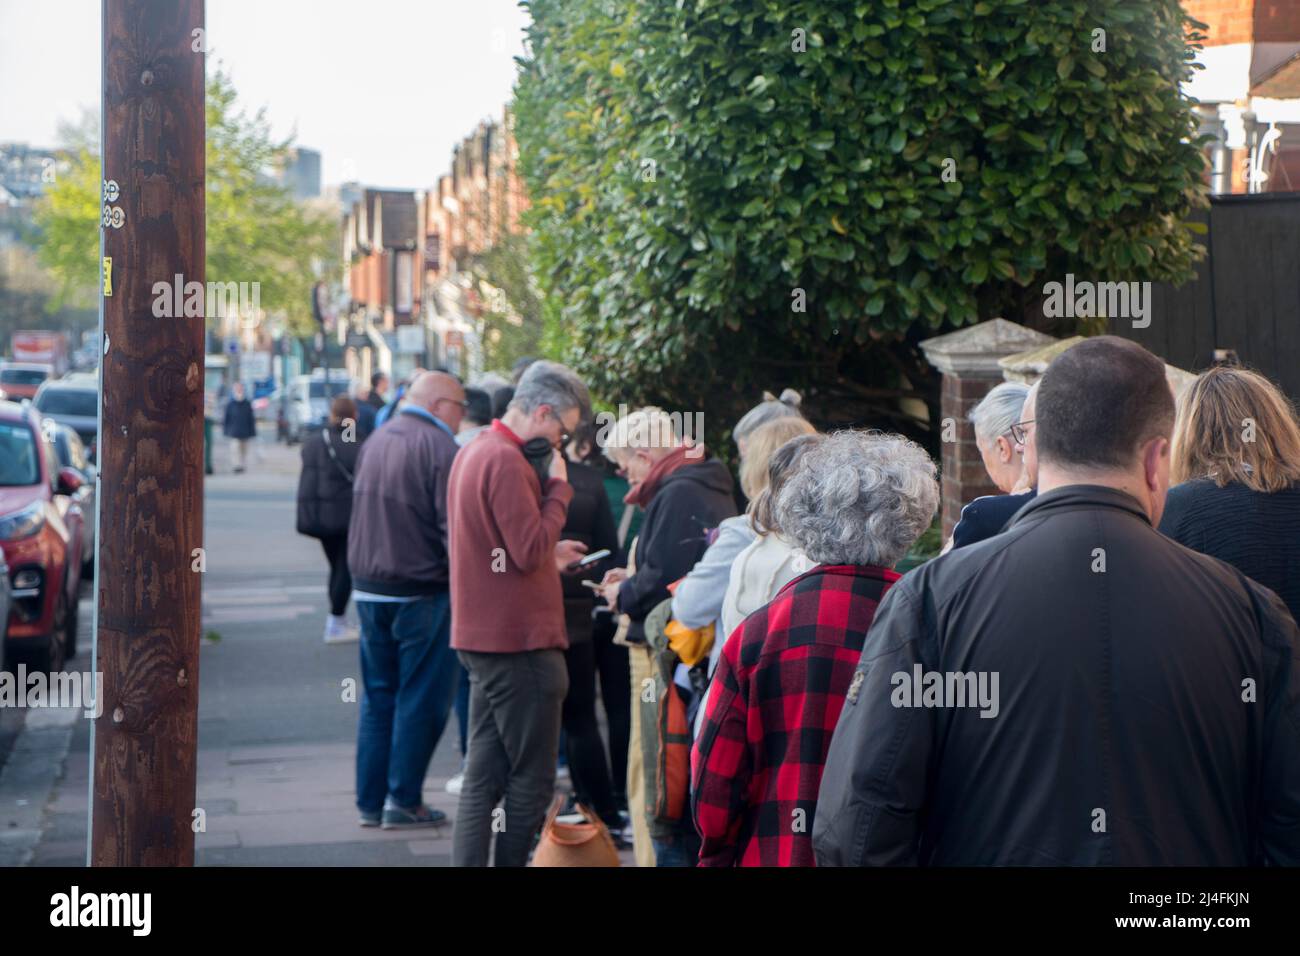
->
xmin=814 ymin=336 xmax=1300 ymax=866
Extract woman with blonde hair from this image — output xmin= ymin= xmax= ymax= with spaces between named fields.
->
xmin=1160 ymin=365 xmax=1300 ymax=620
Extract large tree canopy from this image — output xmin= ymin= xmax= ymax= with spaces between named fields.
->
xmin=515 ymin=0 xmax=1207 ymax=440
xmin=34 ymin=68 xmax=336 ymax=337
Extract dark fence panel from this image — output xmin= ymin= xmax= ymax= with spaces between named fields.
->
xmin=1109 ymin=192 xmax=1300 ymax=402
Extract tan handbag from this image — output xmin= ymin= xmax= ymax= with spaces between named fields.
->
xmin=529 ymin=796 xmax=621 ymax=867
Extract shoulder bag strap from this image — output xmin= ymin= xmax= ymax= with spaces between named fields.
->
xmin=320 ymin=428 xmax=354 ymax=483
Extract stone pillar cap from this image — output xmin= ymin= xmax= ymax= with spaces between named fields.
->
xmin=1000 ymin=335 xmax=1085 ymax=383
xmin=920 ymin=318 xmax=1056 ymax=378
xmin=998 ymin=334 xmax=1199 ymax=398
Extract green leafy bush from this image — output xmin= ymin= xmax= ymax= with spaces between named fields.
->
xmin=515 ymin=0 xmax=1207 ymax=439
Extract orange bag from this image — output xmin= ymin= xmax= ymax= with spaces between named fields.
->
xmin=529 ymin=796 xmax=621 ymax=867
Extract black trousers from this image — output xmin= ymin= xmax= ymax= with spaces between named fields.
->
xmin=591 ymin=609 xmax=630 ymax=802
xmin=320 ymin=533 xmax=351 ymax=617
xmin=563 ymin=611 xmax=621 ymax=827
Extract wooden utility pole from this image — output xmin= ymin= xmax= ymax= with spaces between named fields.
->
xmin=92 ymin=0 xmax=205 ymax=866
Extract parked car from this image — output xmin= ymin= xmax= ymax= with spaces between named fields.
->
xmin=33 ymin=377 xmax=98 ymax=461
xmin=0 ymin=363 xmax=55 ymax=401
xmin=285 ymin=373 xmax=353 ymax=443
xmin=0 ymin=549 xmax=11 ymax=675
xmin=0 ymin=401 xmax=85 ymax=672
xmin=49 ymin=423 xmax=96 ymax=573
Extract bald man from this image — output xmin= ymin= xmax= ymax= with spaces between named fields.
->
xmin=347 ymin=364 xmax=464 ymax=830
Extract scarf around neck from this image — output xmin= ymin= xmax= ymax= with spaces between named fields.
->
xmin=624 ymin=444 xmax=700 ymax=508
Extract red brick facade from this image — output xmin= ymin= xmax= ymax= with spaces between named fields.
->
xmin=1184 ymin=0 xmax=1300 ymax=45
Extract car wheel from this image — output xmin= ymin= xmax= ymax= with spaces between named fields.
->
xmin=21 ymin=595 xmax=68 ymax=675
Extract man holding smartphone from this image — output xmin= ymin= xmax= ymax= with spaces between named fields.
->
xmin=446 ymin=361 xmax=591 ymax=867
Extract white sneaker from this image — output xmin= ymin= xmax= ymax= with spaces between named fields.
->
xmin=323 ymin=614 xmax=359 ymax=644
xmin=444 ymin=771 xmax=465 ymax=795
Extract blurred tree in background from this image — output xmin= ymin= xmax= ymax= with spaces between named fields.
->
xmin=31 ymin=68 xmax=336 ymax=342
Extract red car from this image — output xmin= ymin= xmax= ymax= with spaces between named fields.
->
xmin=0 ymin=363 xmax=55 ymax=402
xmin=0 ymin=400 xmax=86 ymax=673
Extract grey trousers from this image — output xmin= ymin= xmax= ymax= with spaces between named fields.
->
xmin=451 ymin=648 xmax=568 ymax=867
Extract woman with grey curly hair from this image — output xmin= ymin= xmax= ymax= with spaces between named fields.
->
xmin=692 ymin=430 xmax=938 ymax=866
xmin=775 ymin=430 xmax=940 ymax=568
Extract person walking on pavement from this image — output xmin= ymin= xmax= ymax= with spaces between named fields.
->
xmin=296 ymin=394 xmax=364 ymax=645
xmin=813 ymin=337 xmax=1300 ymax=866
xmin=447 ymin=360 xmax=591 ymax=867
xmin=367 ymin=371 xmax=389 ymax=411
xmin=347 ymin=371 xmax=467 ymax=830
xmin=222 ymin=381 xmax=256 ymax=473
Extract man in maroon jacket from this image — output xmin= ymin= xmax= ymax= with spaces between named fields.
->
xmin=448 ymin=360 xmax=590 ymax=866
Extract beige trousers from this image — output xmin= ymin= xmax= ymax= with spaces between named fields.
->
xmin=626 ymin=643 xmax=657 ymax=867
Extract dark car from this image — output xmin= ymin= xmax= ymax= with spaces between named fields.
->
xmin=0 ymin=401 xmax=85 ymax=672
xmin=49 ymin=423 xmax=96 ymax=573
xmin=33 ymin=378 xmax=98 ymax=460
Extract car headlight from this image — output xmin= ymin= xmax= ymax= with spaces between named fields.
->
xmin=0 ymin=501 xmax=45 ymax=540
xmin=12 ymin=569 xmax=40 ymax=590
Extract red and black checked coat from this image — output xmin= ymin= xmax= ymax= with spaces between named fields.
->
xmin=690 ymin=563 xmax=899 ymax=866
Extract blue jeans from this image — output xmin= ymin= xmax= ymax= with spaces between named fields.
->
xmin=355 ymin=594 xmax=457 ymax=813
xmin=653 ymin=827 xmax=702 ymax=867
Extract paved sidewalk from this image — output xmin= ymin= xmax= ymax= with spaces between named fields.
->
xmin=12 ymin=433 xmax=634 ymax=866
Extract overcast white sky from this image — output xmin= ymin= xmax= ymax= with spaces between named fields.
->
xmin=0 ymin=0 xmax=530 ymax=189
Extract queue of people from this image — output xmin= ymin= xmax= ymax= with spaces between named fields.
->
xmin=294 ymin=336 xmax=1300 ymax=865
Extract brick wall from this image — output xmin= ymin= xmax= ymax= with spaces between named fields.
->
xmin=1184 ymin=0 xmax=1255 ymax=45
xmin=1255 ymin=0 xmax=1300 ymax=42
xmin=939 ymin=374 xmax=1004 ymax=537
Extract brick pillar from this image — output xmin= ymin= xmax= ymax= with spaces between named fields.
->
xmin=920 ymin=319 xmax=1056 ymax=539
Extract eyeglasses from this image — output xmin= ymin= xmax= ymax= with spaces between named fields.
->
xmin=1009 ymin=420 xmax=1035 ymax=445
xmin=434 ymin=397 xmax=470 ymax=410
xmin=546 ymin=408 xmax=571 ymax=447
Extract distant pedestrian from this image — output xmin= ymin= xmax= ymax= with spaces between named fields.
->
xmin=347 ymin=371 xmax=466 ymax=830
xmin=374 ymin=368 xmax=425 ymax=429
xmin=490 ymin=385 xmax=514 ymax=421
xmin=367 ymin=372 xmax=389 ymax=411
xmin=447 ymin=360 xmax=591 ymax=867
xmin=456 ymin=387 xmax=492 ymax=447
xmin=1161 ymin=364 xmax=1300 ymax=621
xmin=296 ymin=395 xmax=363 ymax=644
xmin=222 ymin=381 xmax=256 ymax=473
xmin=354 ymin=388 xmax=377 ymax=439
xmin=814 ymin=337 xmax=1300 ymax=866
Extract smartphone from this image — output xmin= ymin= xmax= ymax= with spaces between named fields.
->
xmin=581 ymin=580 xmax=603 ymax=590
xmin=573 ymin=548 xmax=611 ymax=568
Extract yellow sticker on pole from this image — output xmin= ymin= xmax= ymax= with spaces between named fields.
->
xmin=102 ymin=257 xmax=112 ymax=297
